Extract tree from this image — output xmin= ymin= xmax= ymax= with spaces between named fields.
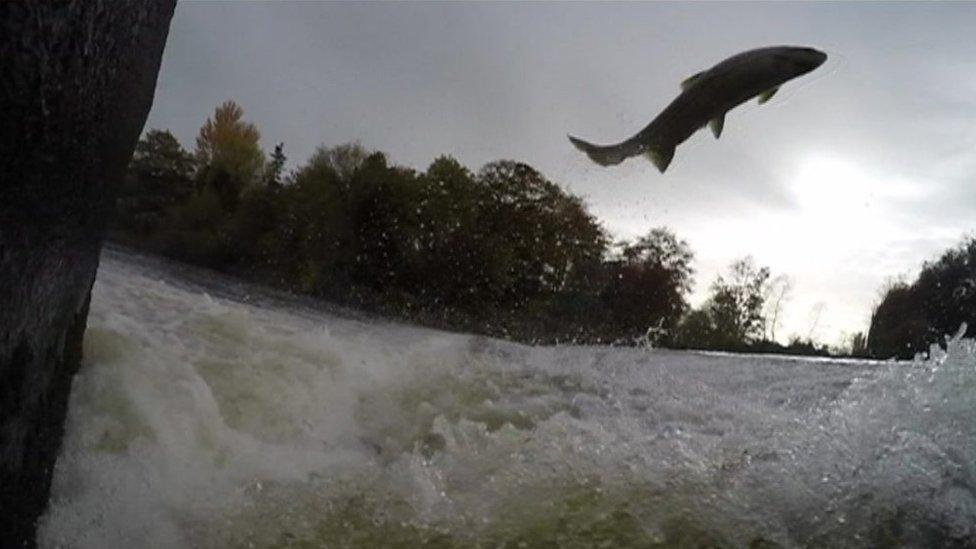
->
xmin=475 ymin=160 xmax=607 ymax=304
xmin=602 ymin=228 xmax=695 ymax=342
xmin=271 ymin=148 xmax=351 ymax=291
xmin=848 ymin=331 xmax=868 ymax=357
xmin=346 ymin=152 xmax=426 ymax=292
xmin=158 ymin=186 xmax=228 ymax=264
xmin=307 ymin=141 xmax=370 ymax=183
xmin=764 ymin=274 xmax=792 ymax=342
xmin=867 ymin=282 xmax=927 ymax=358
xmin=706 ymin=257 xmax=770 ymax=347
xmin=115 ymin=129 xmax=196 ymax=235
xmin=674 ymin=257 xmax=772 ymax=350
xmin=913 ymin=237 xmax=976 ymax=341
xmin=194 ymin=100 xmax=265 ymax=209
xmin=414 ymin=156 xmax=487 ymax=306
xmin=674 ymin=308 xmax=717 ymax=349
xmin=264 ymin=142 xmax=287 ymax=188
xmin=805 ymin=301 xmax=826 ymax=342
xmin=867 ymin=236 xmax=976 ymax=358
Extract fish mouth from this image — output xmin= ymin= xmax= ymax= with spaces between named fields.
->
xmin=792 ymin=47 xmax=828 ymax=72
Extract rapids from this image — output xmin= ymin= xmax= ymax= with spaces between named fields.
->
xmin=38 ymin=248 xmax=976 ymax=548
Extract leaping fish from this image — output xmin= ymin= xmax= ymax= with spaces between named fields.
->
xmin=568 ymin=45 xmax=827 ymax=173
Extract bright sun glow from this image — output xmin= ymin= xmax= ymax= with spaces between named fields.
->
xmin=681 ymin=154 xmax=931 ymax=343
xmin=791 ymin=155 xmax=877 ymax=214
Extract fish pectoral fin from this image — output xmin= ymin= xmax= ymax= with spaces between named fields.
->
xmin=680 ymin=70 xmax=705 ymax=91
xmin=709 ymin=114 xmax=725 ymax=139
xmin=644 ymin=145 xmax=675 ymax=173
xmin=758 ymin=87 xmax=779 ymax=104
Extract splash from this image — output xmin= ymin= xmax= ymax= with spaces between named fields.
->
xmin=39 ymin=249 xmax=976 ymax=547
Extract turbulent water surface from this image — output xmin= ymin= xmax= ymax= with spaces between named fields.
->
xmin=39 ymin=249 xmax=976 ymax=548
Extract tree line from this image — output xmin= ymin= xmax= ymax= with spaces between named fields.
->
xmin=867 ymin=237 xmax=976 ymax=359
xmin=113 ymin=100 xmax=838 ymax=354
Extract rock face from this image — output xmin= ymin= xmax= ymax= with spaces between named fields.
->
xmin=0 ymin=2 xmax=175 ymax=546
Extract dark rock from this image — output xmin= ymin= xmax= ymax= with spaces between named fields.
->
xmin=0 ymin=2 xmax=176 ymax=546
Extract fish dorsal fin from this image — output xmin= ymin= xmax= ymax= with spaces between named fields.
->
xmin=758 ymin=87 xmax=779 ymax=104
xmin=709 ymin=114 xmax=725 ymax=139
xmin=645 ymin=145 xmax=675 ymax=173
xmin=680 ymin=71 xmax=705 ymax=91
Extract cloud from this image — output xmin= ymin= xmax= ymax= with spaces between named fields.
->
xmin=146 ymin=2 xmax=976 ymax=342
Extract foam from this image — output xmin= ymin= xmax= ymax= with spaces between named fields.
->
xmin=38 ymin=251 xmax=976 ymax=547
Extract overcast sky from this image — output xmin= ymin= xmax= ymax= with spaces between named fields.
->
xmin=147 ymin=1 xmax=976 ymax=345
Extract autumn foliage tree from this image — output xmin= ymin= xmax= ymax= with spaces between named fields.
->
xmin=194 ymin=100 xmax=265 ymax=210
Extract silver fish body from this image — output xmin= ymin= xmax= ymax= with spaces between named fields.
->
xmin=569 ymin=46 xmax=827 ymax=173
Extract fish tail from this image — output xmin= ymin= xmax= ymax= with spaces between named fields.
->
xmin=567 ymin=135 xmax=629 ymax=167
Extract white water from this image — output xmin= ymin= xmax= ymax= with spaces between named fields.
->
xmin=39 ymin=249 xmax=976 ymax=548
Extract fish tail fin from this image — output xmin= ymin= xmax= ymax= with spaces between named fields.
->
xmin=568 ymin=135 xmax=629 ymax=167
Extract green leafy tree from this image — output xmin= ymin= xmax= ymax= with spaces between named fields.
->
xmin=914 ymin=237 xmax=976 ymax=341
xmin=158 ymin=186 xmax=229 ymax=264
xmin=414 ymin=156 xmax=487 ymax=306
xmin=115 ymin=129 xmax=195 ymax=234
xmin=867 ymin=282 xmax=929 ymax=358
xmin=867 ymin=237 xmax=976 ymax=358
xmin=308 ymin=141 xmax=370 ymax=183
xmin=264 ymin=142 xmax=287 ymax=188
xmin=707 ymin=257 xmax=770 ymax=347
xmin=602 ymin=228 xmax=694 ymax=342
xmin=475 ymin=160 xmax=607 ymax=304
xmin=676 ymin=257 xmax=772 ymax=350
xmin=674 ymin=308 xmax=716 ymax=348
xmin=346 ymin=152 xmax=426 ymax=293
xmin=270 ymin=143 xmax=367 ymax=292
